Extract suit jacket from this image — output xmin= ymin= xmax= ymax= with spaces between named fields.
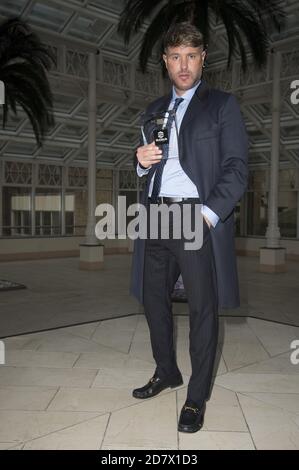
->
xmin=130 ymin=79 xmax=248 ymax=309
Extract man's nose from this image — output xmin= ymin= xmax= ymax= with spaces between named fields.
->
xmin=180 ymin=59 xmax=188 ymax=70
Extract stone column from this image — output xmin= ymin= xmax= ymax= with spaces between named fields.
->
xmin=80 ymin=52 xmax=103 ymax=269
xmin=260 ymin=50 xmax=286 ymax=272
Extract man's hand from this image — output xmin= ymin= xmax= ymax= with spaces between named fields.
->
xmin=203 ymin=215 xmax=211 ymax=229
xmin=137 ymin=142 xmax=162 ymax=169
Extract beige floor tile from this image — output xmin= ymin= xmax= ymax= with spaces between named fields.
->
xmin=291 ymin=415 xmax=299 ymax=428
xmin=179 ymin=431 xmax=255 ymax=450
xmin=0 ymin=410 xmax=100 ymax=443
xmin=0 ymin=442 xmax=23 ymax=450
xmin=74 ymin=351 xmax=154 ymax=371
xmin=129 ymin=340 xmax=156 ymax=364
xmin=215 ymin=373 xmax=299 ymax=394
xmin=102 ymin=393 xmax=178 ymax=449
xmin=0 ymin=366 xmax=97 ymax=388
xmin=93 ymin=316 xmax=139 ymax=333
xmin=134 ymin=316 xmax=150 ymax=332
xmin=219 ymin=318 xmax=269 ymax=370
xmin=3 ymin=350 xmax=79 ymax=368
xmin=3 ymin=443 xmax=25 ymax=450
xmin=238 ymin=394 xmax=299 ymax=449
xmin=61 ymin=322 xmax=100 ymax=340
xmin=23 ymin=414 xmax=109 ymax=450
xmin=0 ymin=386 xmax=58 ymax=411
xmin=90 ymin=316 xmax=139 ymax=354
xmin=3 ymin=334 xmax=45 ymax=351
xmin=175 ymin=315 xmax=190 ymax=329
xmin=220 ymin=318 xmax=256 ymax=343
xmin=240 ymin=392 xmax=299 ymax=415
xmin=91 ymin=328 xmax=135 ymax=354
xmin=232 ymin=352 xmax=299 ymax=375
xmin=212 ymin=349 xmax=228 ymax=376
xmin=4 ymin=329 xmax=113 ymax=354
xmin=221 ymin=342 xmax=269 ymax=371
xmin=35 ymin=332 xmax=114 ymax=353
xmin=247 ymin=318 xmax=299 ymax=356
xmin=47 ymin=387 xmax=138 ymax=412
xmin=175 ymin=328 xmax=189 ymax=344
xmin=92 ymin=368 xmax=156 ymax=389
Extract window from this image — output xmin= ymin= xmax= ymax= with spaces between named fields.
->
xmin=278 ymin=191 xmax=297 ymax=238
xmin=2 ymin=187 xmax=31 ymax=236
xmin=246 ymin=191 xmax=268 ymax=236
xmin=65 ymin=190 xmax=87 ymax=236
xmin=35 ymin=188 xmax=61 ymax=236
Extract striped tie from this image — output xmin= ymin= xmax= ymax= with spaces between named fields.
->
xmin=150 ymin=97 xmax=184 ymax=202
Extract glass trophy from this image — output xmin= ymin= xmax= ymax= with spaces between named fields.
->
xmin=140 ymin=109 xmax=180 ymax=160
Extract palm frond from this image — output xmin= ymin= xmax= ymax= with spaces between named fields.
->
xmin=0 ymin=17 xmax=55 ymax=146
xmin=118 ymin=0 xmax=286 ymax=73
xmin=118 ymin=0 xmax=164 ymax=43
xmin=245 ymin=0 xmax=286 ymax=31
xmin=219 ymin=1 xmax=268 ymax=70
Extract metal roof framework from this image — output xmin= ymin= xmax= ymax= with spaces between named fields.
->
xmin=0 ymin=0 xmax=298 ymax=171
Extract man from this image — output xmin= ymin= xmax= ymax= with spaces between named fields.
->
xmin=130 ymin=22 xmax=248 ymax=433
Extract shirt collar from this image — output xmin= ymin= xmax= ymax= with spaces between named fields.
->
xmin=172 ymin=79 xmax=202 ymax=103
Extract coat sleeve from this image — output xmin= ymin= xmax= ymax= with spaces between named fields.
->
xmin=205 ymin=94 xmax=249 ymax=222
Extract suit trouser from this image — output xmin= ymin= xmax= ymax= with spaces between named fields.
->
xmin=143 ymin=202 xmax=219 ymax=408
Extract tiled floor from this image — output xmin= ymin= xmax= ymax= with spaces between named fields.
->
xmin=0 ymin=255 xmax=298 ymax=338
xmin=0 ymin=314 xmax=299 ymax=450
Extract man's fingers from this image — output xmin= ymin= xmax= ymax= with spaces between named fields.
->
xmin=137 ymin=143 xmax=163 ymax=168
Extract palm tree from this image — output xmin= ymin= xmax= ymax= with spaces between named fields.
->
xmin=0 ymin=17 xmax=55 ymax=146
xmin=118 ymin=0 xmax=285 ymax=72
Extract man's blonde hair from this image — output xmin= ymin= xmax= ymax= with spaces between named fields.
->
xmin=163 ymin=22 xmax=205 ymax=52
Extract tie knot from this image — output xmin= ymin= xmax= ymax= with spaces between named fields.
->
xmin=173 ymin=97 xmax=184 ymax=112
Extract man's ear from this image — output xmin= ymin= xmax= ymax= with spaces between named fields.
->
xmin=162 ymin=54 xmax=167 ymax=69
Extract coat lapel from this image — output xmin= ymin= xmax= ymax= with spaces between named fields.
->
xmin=145 ymin=92 xmax=172 ymax=189
xmin=145 ymin=81 xmax=210 ymax=197
xmin=179 ymin=79 xmax=210 ymax=135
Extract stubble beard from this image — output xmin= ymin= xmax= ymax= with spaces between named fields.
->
xmin=170 ymin=71 xmax=202 ymax=94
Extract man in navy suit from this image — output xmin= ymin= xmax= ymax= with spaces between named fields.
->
xmin=130 ymin=22 xmax=248 ymax=433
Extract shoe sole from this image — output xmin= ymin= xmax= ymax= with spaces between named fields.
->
xmin=178 ymin=423 xmax=203 ymax=433
xmin=132 ymin=379 xmax=183 ymax=399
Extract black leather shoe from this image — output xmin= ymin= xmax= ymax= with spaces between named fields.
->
xmin=178 ymin=400 xmax=206 ymax=433
xmin=132 ymin=374 xmax=183 ymax=399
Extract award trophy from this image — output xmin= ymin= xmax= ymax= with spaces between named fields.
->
xmin=140 ymin=109 xmax=180 ymax=160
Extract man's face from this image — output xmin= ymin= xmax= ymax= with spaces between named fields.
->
xmin=163 ymin=45 xmax=206 ymax=95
